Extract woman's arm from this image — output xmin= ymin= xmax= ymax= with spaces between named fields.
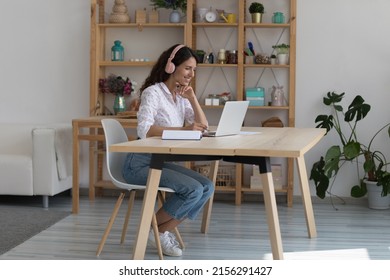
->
xmin=177 ymin=84 xmax=208 ymax=128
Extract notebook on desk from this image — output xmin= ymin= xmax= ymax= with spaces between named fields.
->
xmin=203 ymin=101 xmax=250 ymax=137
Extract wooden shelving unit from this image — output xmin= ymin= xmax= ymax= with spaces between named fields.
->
xmin=89 ymin=0 xmax=296 ymax=206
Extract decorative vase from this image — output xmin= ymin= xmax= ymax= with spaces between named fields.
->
xmin=169 ymin=10 xmax=181 ymax=23
xmin=109 ymin=0 xmax=130 ymax=23
xmin=113 ymin=95 xmax=126 ymax=114
xmin=365 ymin=180 xmax=390 ymax=210
xmin=251 ymin=13 xmax=262 ymax=23
xmin=270 ymin=85 xmax=286 ymax=106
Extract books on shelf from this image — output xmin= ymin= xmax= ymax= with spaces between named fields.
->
xmin=162 ymin=130 xmax=202 ymax=140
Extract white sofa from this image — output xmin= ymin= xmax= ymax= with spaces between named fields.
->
xmin=0 ymin=123 xmax=73 ymax=208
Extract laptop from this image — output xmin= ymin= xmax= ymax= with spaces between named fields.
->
xmin=203 ymin=100 xmax=250 ymax=137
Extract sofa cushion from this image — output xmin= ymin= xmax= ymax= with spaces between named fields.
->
xmin=0 ymin=155 xmax=33 ymax=195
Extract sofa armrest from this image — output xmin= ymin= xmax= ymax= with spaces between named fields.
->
xmin=32 ymin=124 xmax=72 ymax=195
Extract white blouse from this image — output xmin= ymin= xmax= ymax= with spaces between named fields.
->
xmin=137 ymin=82 xmax=195 ymax=139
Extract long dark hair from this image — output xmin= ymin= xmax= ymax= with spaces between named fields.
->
xmin=139 ymin=44 xmax=199 ymax=94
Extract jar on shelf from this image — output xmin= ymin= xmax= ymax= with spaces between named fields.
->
xmin=111 ymin=40 xmax=124 ymax=61
xmin=217 ymin=49 xmax=226 ymax=64
xmin=227 ymin=50 xmax=238 ymax=64
xmin=272 ymin=12 xmax=285 ymax=24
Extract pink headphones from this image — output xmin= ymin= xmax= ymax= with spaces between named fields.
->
xmin=165 ymin=44 xmax=185 ymax=74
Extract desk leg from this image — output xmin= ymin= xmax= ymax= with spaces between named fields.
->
xmin=296 ymin=156 xmax=317 ymax=238
xmin=260 ymin=159 xmax=284 ymax=260
xmin=88 ymin=128 xmax=96 ymax=200
xmin=72 ymin=121 xmax=80 ymax=214
xmin=132 ymin=168 xmax=161 ymax=260
xmin=201 ymin=160 xmax=219 ymax=233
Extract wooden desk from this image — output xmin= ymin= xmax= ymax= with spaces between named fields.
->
xmin=109 ymin=127 xmax=326 ymax=260
xmin=72 ymin=116 xmax=137 ymax=214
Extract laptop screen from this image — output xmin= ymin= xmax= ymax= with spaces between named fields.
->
xmin=204 ymin=101 xmax=249 ymax=137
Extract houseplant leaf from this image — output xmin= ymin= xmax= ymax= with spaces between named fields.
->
xmin=343 ymin=141 xmax=361 ymax=160
xmin=309 ymin=157 xmax=329 ymax=199
xmin=344 ymin=95 xmax=370 ymax=122
xmin=324 ymin=146 xmax=341 ymax=178
xmin=315 ymin=115 xmax=334 ymax=133
xmin=351 ymin=181 xmax=367 ymax=197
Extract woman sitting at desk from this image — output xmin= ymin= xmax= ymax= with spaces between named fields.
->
xmin=122 ymin=44 xmax=213 ymax=257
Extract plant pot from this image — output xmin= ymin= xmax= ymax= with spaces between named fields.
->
xmin=251 ymin=13 xmax=262 ymax=23
xmin=277 ymin=53 xmax=289 ymax=65
xmin=365 ymin=180 xmax=390 ymax=210
xmin=169 ymin=10 xmax=181 ymax=23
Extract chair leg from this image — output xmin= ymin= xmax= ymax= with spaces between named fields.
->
xmin=120 ymin=190 xmax=136 ymax=244
xmin=96 ymin=192 xmax=125 ymax=256
xmin=152 ymin=214 xmax=164 ymax=260
xmin=172 ymin=227 xmax=185 ymax=249
xmin=157 ymin=191 xmax=185 ymax=249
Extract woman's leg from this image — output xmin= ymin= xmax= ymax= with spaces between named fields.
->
xmin=123 ymin=154 xmax=214 ymax=230
xmin=160 ymin=163 xmax=214 ymax=221
xmin=155 ymin=208 xmax=182 ymax=232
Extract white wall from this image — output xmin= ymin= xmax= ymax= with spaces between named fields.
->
xmin=297 ymin=0 xmax=390 ymax=197
xmin=1 ymin=0 xmax=389 ymax=198
xmin=0 ymin=0 xmax=91 ymax=186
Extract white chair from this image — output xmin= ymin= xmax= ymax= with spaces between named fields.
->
xmin=97 ymin=119 xmax=184 ymax=259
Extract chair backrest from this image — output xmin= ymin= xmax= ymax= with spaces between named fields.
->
xmin=101 ymin=118 xmax=175 ymax=194
xmin=101 ymin=119 xmax=136 ymax=190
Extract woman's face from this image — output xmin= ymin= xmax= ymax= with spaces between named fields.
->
xmin=172 ymin=57 xmax=197 ymax=86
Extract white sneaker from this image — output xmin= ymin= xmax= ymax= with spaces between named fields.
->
xmin=148 ymin=230 xmax=182 ymax=257
xmin=159 ymin=231 xmax=182 ymax=256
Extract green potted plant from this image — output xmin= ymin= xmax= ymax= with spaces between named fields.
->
xmin=195 ymin=49 xmax=206 ymax=63
xmin=310 ymin=91 xmax=390 ymax=209
xmin=248 ymin=2 xmax=264 ymax=23
xmin=272 ymin=43 xmax=290 ymax=54
xmin=150 ymin=0 xmax=187 ymax=23
xmin=270 ymin=54 xmax=277 ymax=65
xmin=272 ymin=43 xmax=289 ymax=64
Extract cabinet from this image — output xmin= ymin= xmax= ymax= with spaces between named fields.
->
xmin=89 ymin=0 xmax=296 ymax=206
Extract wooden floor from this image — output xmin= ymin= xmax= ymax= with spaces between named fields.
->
xmin=1 ymin=194 xmax=390 ymax=260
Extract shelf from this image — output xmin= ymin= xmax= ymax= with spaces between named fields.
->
xmin=243 ymin=23 xmax=291 ymax=28
xmin=241 ymin=187 xmax=288 ymax=193
xmin=98 ymin=23 xmax=186 ymax=28
xmin=95 ymin=180 xmax=116 ymax=189
xmin=201 ymin=105 xmax=289 ymax=110
xmin=99 ymin=61 xmax=155 ymax=67
xmin=198 ymin=63 xmax=238 ymax=68
xmin=192 ymin=23 xmax=239 ymax=28
xmin=244 ymin=64 xmax=290 ymax=68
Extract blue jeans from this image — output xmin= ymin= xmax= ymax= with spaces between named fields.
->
xmin=122 ymin=153 xmax=214 ymax=220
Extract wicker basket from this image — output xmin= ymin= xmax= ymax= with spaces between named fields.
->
xmin=194 ymin=164 xmax=235 ymax=187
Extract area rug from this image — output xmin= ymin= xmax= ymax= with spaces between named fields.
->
xmin=0 ymin=205 xmax=70 ymax=255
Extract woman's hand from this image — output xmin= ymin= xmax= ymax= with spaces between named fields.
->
xmin=175 ymin=83 xmax=196 ymax=101
xmin=185 ymin=122 xmax=208 ymax=132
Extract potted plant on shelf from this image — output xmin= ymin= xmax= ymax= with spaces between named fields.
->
xmin=99 ymin=74 xmax=136 ymax=115
xmin=248 ymin=2 xmax=264 ymax=23
xmin=195 ymin=49 xmax=206 ymax=63
xmin=310 ymin=91 xmax=390 ymax=209
xmin=270 ymin=54 xmax=277 ymax=65
xmin=272 ymin=43 xmax=289 ymax=64
xmin=150 ymin=0 xmax=187 ymax=23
